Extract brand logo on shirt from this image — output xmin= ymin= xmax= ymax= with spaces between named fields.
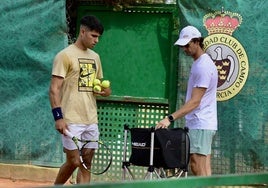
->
xmin=78 ymin=58 xmax=97 ymax=92
xmin=203 ymin=9 xmax=249 ymax=101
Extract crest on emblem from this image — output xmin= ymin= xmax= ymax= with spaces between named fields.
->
xmin=203 ymin=9 xmax=249 ymax=101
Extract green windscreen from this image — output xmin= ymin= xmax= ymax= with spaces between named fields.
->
xmin=176 ymin=0 xmax=268 ymax=173
xmin=0 ymin=0 xmax=267 ymax=183
xmin=0 ymin=0 xmax=67 ymax=166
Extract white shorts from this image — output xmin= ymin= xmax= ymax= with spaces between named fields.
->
xmin=62 ymin=123 xmax=99 ymax=150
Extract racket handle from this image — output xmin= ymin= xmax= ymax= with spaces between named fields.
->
xmin=65 ymin=129 xmax=74 ymax=138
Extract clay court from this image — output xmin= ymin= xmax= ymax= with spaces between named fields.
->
xmin=0 ymin=178 xmax=53 ymax=188
xmin=0 ymin=164 xmax=73 ymax=188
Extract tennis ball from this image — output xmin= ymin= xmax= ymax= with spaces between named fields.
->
xmin=93 ymin=85 xmax=102 ymax=92
xmin=101 ymin=80 xmax=110 ymax=88
xmin=93 ymin=79 xmax=101 ymax=86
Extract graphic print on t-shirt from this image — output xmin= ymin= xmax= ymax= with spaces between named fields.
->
xmin=78 ymin=58 xmax=96 ymax=92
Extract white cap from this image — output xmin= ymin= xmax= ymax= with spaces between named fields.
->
xmin=174 ymin=26 xmax=202 ymax=46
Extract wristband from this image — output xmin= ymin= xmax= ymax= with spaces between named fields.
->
xmin=52 ymin=107 xmax=63 ymax=121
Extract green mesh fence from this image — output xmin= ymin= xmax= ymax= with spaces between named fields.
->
xmin=95 ymin=100 xmax=169 ymax=181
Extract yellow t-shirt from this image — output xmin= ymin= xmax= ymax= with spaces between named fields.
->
xmin=52 ymin=44 xmax=103 ymax=124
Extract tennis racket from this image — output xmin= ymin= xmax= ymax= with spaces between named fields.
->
xmin=65 ymin=130 xmax=112 ymax=175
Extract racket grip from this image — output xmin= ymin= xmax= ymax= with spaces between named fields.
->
xmin=65 ymin=130 xmax=74 ymax=138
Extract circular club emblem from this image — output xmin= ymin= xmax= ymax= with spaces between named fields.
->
xmin=204 ymin=34 xmax=249 ymax=101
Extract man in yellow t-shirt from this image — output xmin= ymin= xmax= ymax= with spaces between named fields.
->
xmin=49 ymin=15 xmax=111 ymax=185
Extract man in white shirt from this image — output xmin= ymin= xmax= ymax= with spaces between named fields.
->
xmin=156 ymin=26 xmax=218 ymax=176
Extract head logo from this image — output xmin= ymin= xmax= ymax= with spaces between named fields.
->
xmin=203 ymin=10 xmax=249 ymax=101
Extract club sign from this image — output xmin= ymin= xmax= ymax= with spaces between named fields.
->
xmin=203 ymin=10 xmax=249 ymax=101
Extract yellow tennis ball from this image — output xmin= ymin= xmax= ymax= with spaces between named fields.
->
xmin=93 ymin=79 xmax=101 ymax=86
xmin=93 ymin=85 xmax=102 ymax=92
xmin=101 ymin=80 xmax=110 ymax=88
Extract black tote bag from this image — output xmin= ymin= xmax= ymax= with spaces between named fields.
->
xmin=155 ymin=128 xmax=190 ymax=169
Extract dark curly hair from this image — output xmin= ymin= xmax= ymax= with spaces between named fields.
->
xmin=80 ymin=15 xmax=104 ymax=35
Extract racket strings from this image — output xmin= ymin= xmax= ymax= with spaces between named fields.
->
xmin=91 ymin=144 xmax=111 ymax=172
xmin=81 ymin=142 xmax=112 ymax=175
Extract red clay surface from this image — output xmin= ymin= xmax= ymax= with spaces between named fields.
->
xmin=0 ymin=178 xmax=64 ymax=188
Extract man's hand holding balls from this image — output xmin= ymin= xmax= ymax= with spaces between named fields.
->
xmin=93 ymin=79 xmax=111 ymax=97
